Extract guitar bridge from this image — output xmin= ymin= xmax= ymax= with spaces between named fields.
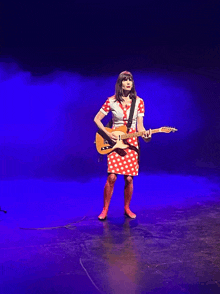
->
xmin=101 ymin=146 xmax=112 ymax=151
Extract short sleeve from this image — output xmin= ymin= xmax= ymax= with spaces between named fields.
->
xmin=100 ymin=98 xmax=111 ymax=115
xmin=137 ymin=99 xmax=145 ymax=117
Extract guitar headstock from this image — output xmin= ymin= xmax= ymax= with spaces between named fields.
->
xmin=160 ymin=127 xmax=178 ymax=133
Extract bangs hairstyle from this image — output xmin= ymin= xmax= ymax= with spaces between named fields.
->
xmin=115 ymin=71 xmax=137 ymax=103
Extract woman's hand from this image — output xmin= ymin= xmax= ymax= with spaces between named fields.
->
xmin=107 ymin=132 xmax=118 ymax=142
xmin=142 ymin=129 xmax=152 ymax=141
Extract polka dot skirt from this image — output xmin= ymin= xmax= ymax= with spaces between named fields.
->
xmin=107 ymin=128 xmax=139 ymax=176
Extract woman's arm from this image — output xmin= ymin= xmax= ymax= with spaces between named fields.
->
xmin=94 ymin=111 xmax=117 ymax=141
xmin=137 ymin=116 xmax=151 ymax=142
xmin=94 ymin=111 xmax=108 ymax=134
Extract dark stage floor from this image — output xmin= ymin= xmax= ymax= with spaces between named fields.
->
xmin=1 ymin=175 xmax=220 ymax=294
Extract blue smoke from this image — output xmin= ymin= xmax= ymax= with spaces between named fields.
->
xmin=0 ymin=61 xmax=218 ymax=180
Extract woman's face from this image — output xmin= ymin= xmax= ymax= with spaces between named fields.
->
xmin=122 ymin=77 xmax=133 ymax=91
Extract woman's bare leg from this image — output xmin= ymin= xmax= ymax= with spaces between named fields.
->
xmin=98 ymin=173 xmax=117 ymax=220
xmin=124 ymin=175 xmax=136 ymax=219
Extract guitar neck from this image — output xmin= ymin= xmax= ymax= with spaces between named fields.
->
xmin=121 ymin=128 xmax=161 ymax=140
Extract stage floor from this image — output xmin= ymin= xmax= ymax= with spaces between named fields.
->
xmin=1 ymin=174 xmax=220 ymax=293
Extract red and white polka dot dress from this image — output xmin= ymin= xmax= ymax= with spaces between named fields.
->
xmin=100 ymin=95 xmax=145 ymax=176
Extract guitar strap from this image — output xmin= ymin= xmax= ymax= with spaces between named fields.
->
xmin=127 ymin=97 xmax=140 ymax=163
xmin=126 ymin=97 xmax=136 ymax=133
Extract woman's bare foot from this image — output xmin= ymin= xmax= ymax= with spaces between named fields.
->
xmin=124 ymin=208 xmax=136 ymax=219
xmin=98 ymin=208 xmax=108 ymax=220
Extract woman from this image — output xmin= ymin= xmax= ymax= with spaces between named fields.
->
xmin=94 ymin=71 xmax=151 ymax=220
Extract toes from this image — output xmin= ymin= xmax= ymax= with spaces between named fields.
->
xmin=98 ymin=215 xmax=107 ymax=220
xmin=125 ymin=210 xmax=136 ymax=219
xmin=98 ymin=211 xmax=107 ymax=220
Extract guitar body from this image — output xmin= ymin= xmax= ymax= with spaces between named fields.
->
xmin=96 ymin=125 xmax=129 ymax=155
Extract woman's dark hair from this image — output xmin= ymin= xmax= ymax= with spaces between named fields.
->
xmin=115 ymin=71 xmax=137 ymax=103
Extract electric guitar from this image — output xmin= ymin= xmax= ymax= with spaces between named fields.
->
xmin=95 ymin=125 xmax=177 ymax=155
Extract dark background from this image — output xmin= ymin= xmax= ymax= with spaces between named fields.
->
xmin=1 ymin=0 xmax=220 ymax=72
xmin=0 ymin=0 xmax=220 ymax=181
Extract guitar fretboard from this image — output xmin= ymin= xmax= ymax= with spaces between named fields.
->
xmin=121 ymin=128 xmax=161 ymax=140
